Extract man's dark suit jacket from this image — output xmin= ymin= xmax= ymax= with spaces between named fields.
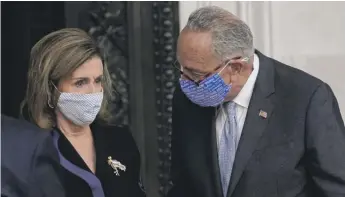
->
xmin=168 ymin=50 xmax=345 ymax=197
xmin=1 ymin=115 xmax=65 ymax=197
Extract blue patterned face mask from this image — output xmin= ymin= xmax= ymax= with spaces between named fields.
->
xmin=179 ymin=65 xmax=231 ymax=107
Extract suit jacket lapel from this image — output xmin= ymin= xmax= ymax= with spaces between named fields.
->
xmin=209 ymin=108 xmax=224 ymax=197
xmin=227 ymin=50 xmax=276 ymax=197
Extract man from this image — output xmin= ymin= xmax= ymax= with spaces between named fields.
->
xmin=168 ymin=6 xmax=345 ymax=197
xmin=1 ymin=115 xmax=65 ymax=197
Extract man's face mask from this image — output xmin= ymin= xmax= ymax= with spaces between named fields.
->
xmin=179 ymin=57 xmax=249 ymax=107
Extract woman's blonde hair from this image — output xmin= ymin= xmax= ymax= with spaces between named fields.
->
xmin=21 ymin=28 xmax=114 ymax=129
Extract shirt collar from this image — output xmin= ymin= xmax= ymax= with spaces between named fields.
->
xmin=232 ymin=53 xmax=260 ymax=108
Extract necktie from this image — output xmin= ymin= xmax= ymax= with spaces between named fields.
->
xmin=218 ymin=102 xmax=237 ymax=197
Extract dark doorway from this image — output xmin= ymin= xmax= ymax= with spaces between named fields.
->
xmin=1 ymin=1 xmax=65 ymax=118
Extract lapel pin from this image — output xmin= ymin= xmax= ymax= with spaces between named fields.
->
xmin=259 ymin=110 xmax=268 ymax=119
xmin=107 ymin=156 xmax=126 ymax=176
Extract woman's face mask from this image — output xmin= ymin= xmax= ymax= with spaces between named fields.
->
xmin=51 ymin=81 xmax=103 ymax=126
xmin=51 ymin=57 xmax=104 ymax=126
xmin=56 ymin=91 xmax=103 ymax=126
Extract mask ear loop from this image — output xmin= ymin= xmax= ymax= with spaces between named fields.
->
xmin=48 ymin=81 xmax=59 ymax=109
xmin=50 ymin=81 xmax=60 ymax=92
xmin=217 ymin=63 xmax=229 ymax=74
xmin=241 ymin=57 xmax=250 ymax=63
xmin=217 ymin=56 xmax=250 ymax=87
xmin=48 ymin=97 xmax=54 ymax=109
xmin=215 ymin=61 xmax=233 ymax=88
xmin=222 ymin=56 xmax=250 ymax=73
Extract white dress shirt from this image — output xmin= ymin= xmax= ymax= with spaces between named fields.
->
xmin=216 ymin=54 xmax=260 ymax=149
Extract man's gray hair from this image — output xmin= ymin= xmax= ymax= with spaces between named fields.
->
xmin=185 ymin=6 xmax=254 ymax=59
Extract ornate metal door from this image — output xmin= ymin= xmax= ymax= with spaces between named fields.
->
xmin=65 ymin=2 xmax=179 ymax=197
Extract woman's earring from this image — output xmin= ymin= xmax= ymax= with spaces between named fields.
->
xmin=48 ymin=97 xmax=54 ymax=109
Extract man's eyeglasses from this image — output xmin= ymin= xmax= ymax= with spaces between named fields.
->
xmin=173 ymin=60 xmax=222 ymax=85
xmin=173 ymin=57 xmax=249 ymax=86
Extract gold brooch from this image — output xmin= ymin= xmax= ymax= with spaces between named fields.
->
xmin=107 ymin=156 xmax=126 ymax=176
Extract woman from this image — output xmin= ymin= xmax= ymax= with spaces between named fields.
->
xmin=21 ymin=28 xmax=145 ymax=197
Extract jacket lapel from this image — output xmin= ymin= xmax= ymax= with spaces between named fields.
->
xmin=227 ymin=51 xmax=276 ymax=197
xmin=209 ymin=108 xmax=224 ymax=197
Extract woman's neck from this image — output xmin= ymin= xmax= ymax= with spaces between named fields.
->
xmin=56 ymin=113 xmax=91 ymax=138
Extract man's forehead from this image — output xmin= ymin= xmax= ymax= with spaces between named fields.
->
xmin=177 ymin=49 xmax=208 ymax=63
xmin=178 ymin=30 xmax=212 ymax=50
xmin=178 ymin=33 xmax=213 ymax=58
xmin=176 ymin=30 xmax=220 ymax=72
